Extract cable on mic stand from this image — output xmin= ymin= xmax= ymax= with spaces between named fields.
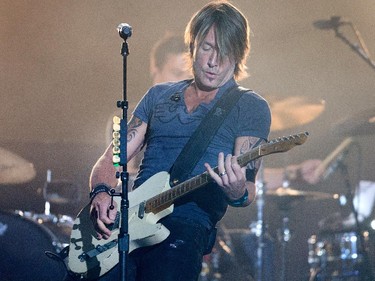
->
xmin=111 ymin=22 xmax=133 ymax=281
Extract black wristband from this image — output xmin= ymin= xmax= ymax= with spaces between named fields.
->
xmin=245 ymin=168 xmax=256 ymax=183
xmin=89 ymin=184 xmax=112 ymax=202
xmin=227 ymin=189 xmax=249 ymax=207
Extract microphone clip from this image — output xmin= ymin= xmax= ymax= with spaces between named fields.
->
xmin=170 ymin=92 xmax=181 ymax=102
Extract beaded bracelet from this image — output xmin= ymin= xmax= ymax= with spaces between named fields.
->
xmin=227 ymin=189 xmax=249 ymax=207
xmin=89 ymin=184 xmax=112 ymax=202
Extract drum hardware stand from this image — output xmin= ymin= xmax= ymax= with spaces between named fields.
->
xmin=278 ymin=205 xmax=291 ymax=281
xmin=277 ymin=176 xmax=294 ymax=281
xmin=254 ymin=164 xmax=267 ymax=281
xmin=338 ymin=161 xmax=375 ymax=281
xmin=43 ymin=169 xmax=52 ymax=216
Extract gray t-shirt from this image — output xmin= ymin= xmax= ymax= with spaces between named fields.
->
xmin=133 ymin=78 xmax=271 ymax=227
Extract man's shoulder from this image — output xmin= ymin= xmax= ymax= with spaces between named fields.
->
xmin=150 ymin=79 xmax=192 ymax=93
xmin=142 ymin=79 xmax=192 ymax=104
xmin=239 ymin=88 xmax=269 ymax=105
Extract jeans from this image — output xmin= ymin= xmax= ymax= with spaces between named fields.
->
xmin=85 ymin=216 xmax=211 ymax=281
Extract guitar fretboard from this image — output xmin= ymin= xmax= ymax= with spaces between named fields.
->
xmin=144 ymin=147 xmax=263 ymax=214
xmin=144 ymin=132 xmax=308 ymax=214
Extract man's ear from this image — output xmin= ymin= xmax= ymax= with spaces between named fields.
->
xmin=149 ymin=62 xmax=158 ymax=83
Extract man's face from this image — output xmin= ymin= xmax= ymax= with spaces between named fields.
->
xmin=192 ymin=26 xmax=235 ymax=91
xmin=152 ymin=53 xmax=192 ymax=84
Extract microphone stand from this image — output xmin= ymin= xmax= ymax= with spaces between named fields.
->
xmin=333 ymin=22 xmax=375 ymax=71
xmin=116 ymin=26 xmax=131 ymax=281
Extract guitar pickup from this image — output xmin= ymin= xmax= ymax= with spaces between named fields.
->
xmin=105 ymin=211 xmax=120 ymax=231
xmin=138 ymin=201 xmax=146 ymax=219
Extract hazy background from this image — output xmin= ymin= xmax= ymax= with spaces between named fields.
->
xmin=1 ymin=1 xmax=374 ymax=280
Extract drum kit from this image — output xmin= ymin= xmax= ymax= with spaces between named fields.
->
xmin=199 ymin=105 xmax=375 ymax=281
xmin=0 ymin=168 xmax=79 ymax=281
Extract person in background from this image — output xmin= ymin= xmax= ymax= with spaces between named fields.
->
xmin=264 ymin=159 xmax=322 ymax=189
xmin=149 ymin=33 xmax=192 ymax=85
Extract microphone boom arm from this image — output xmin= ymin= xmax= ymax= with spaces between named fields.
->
xmin=314 ymin=16 xmax=375 ymax=70
xmin=334 ymin=21 xmax=375 ymax=70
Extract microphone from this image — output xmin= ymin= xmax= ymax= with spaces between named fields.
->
xmin=170 ymin=92 xmax=181 ymax=102
xmin=314 ymin=137 xmax=354 ymax=180
xmin=313 ymin=16 xmax=349 ymax=30
xmin=117 ymin=23 xmax=132 ymax=40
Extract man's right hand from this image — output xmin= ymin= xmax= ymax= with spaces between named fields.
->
xmin=90 ymin=192 xmax=118 ymax=240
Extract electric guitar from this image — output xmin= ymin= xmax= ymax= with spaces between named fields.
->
xmin=67 ymin=132 xmax=308 ymax=279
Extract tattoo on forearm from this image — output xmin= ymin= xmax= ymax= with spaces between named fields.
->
xmin=240 ymin=137 xmax=266 ymax=171
xmin=127 ymin=117 xmax=142 ymax=143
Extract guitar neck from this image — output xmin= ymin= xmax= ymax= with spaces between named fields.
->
xmin=143 ymin=146 xmax=263 ymax=214
xmin=144 ymin=132 xmax=308 ymax=214
xmin=144 ymin=171 xmax=210 ymax=214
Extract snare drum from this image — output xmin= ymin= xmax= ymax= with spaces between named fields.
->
xmin=0 ymin=210 xmax=72 ymax=281
xmin=308 ymin=231 xmax=370 ymax=280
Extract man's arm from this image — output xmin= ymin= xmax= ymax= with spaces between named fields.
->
xmin=89 ymin=115 xmax=147 ymax=239
xmin=232 ymin=136 xmax=266 ymax=206
xmin=89 ymin=115 xmax=146 ymax=191
xmin=205 ymin=136 xmax=266 ymax=207
xmin=263 ymin=159 xmax=323 ymax=190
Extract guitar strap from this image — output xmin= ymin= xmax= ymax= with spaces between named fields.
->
xmin=169 ymin=85 xmax=251 ymax=186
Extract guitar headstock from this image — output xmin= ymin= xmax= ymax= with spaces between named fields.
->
xmin=261 ymin=131 xmax=309 ymax=155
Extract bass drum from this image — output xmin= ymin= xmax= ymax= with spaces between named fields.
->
xmin=0 ymin=210 xmax=69 ymax=281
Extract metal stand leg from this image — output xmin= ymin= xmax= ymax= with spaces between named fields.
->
xmin=279 ymin=212 xmax=291 ymax=281
xmin=254 ymin=165 xmax=266 ymax=281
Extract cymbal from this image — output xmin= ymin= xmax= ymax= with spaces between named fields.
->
xmin=44 ymin=195 xmax=72 ymax=204
xmin=269 ymin=96 xmax=326 ymax=131
xmin=43 ymin=180 xmax=81 ymax=204
xmin=335 ymin=107 xmax=375 ymax=136
xmin=267 ymin=187 xmax=338 ymax=201
xmin=0 ymin=147 xmax=36 ymax=184
xmin=222 ymin=228 xmax=251 ymax=235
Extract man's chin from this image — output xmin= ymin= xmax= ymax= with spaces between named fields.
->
xmin=195 ymin=78 xmax=220 ymax=92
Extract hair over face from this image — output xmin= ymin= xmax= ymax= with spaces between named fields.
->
xmin=184 ymin=1 xmax=251 ymax=80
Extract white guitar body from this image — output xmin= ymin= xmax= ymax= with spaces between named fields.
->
xmin=68 ymin=172 xmax=173 ymax=279
xmin=66 ymin=132 xmax=308 ymax=279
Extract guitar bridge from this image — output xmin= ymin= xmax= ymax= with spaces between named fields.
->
xmin=105 ymin=211 xmax=120 ymax=231
xmin=78 ymin=239 xmax=118 ymax=262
